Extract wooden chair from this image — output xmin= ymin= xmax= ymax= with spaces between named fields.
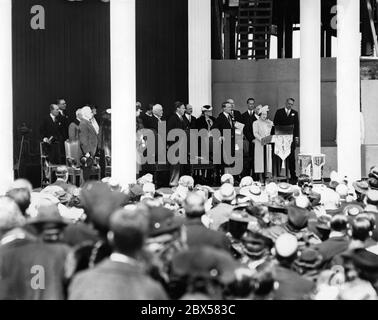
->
xmin=40 ymin=142 xmax=62 ymax=187
xmin=64 ymin=141 xmax=83 ymax=186
xmin=65 ymin=141 xmax=101 ymax=185
xmin=189 ymin=157 xmax=215 ymax=185
xmin=105 ymin=155 xmax=112 ymax=177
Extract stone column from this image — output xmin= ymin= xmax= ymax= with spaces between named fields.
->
xmin=110 ymin=0 xmax=137 ymax=187
xmin=337 ymin=0 xmax=361 ymax=181
xmin=299 ymin=0 xmax=325 ymax=180
xmin=188 ymin=0 xmax=212 ymax=117
xmin=0 ymin=0 xmax=14 ymax=194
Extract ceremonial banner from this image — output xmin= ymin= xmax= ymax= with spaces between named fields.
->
xmin=298 ymin=154 xmax=312 ymax=176
xmin=272 ymin=135 xmax=293 ymax=169
xmin=312 ymin=154 xmax=326 ymax=180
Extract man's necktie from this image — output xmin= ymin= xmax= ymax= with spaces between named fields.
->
xmin=228 ymin=115 xmax=233 ymax=127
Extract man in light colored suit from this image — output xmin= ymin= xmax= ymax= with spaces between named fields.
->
xmin=79 ymin=106 xmax=99 ymax=181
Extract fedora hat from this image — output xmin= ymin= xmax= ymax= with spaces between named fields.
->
xmin=27 ymin=204 xmax=69 ymax=228
xmin=277 ymin=183 xmax=293 ymax=195
xmin=353 ymin=180 xmax=369 ymax=195
xmin=214 ymin=183 xmax=236 ymax=202
xmin=201 ymin=105 xmax=213 ymax=112
xmin=147 ymin=206 xmax=184 ymax=237
xmin=287 ymin=205 xmax=309 ymax=230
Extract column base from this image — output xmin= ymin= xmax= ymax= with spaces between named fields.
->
xmin=298 ymin=153 xmax=326 ymax=181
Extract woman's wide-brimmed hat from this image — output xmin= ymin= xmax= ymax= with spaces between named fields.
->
xmin=201 ymin=105 xmax=213 ymax=112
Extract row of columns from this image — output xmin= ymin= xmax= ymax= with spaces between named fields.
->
xmin=0 ymin=0 xmax=362 ymax=191
xmin=299 ymin=0 xmax=361 ymax=183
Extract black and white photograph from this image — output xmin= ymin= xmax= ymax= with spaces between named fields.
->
xmin=0 ymin=0 xmax=378 ymax=305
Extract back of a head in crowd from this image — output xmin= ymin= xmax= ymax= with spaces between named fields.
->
xmin=0 ymin=196 xmax=25 ymax=235
xmin=351 ymin=217 xmax=372 ymax=242
xmin=297 ymin=174 xmax=311 ymax=188
xmin=366 ymin=190 xmax=378 ymax=207
xmin=169 ymin=246 xmax=238 ymax=299
xmin=108 ymin=206 xmax=149 ymax=257
xmin=357 ymin=213 xmax=376 ymax=233
xmin=241 ymin=230 xmax=273 ymax=259
xmin=251 ymin=262 xmax=277 ymax=298
xmin=6 ymin=188 xmax=31 ymax=216
xmin=221 ymin=174 xmax=234 ymax=186
xmin=216 ymin=183 xmax=236 ymax=204
xmin=184 ymin=192 xmax=205 ymax=218
xmin=274 ymin=233 xmax=298 ymax=265
xmin=8 ymin=179 xmax=33 ymax=194
xmin=178 ymin=176 xmax=195 ymax=190
xmin=55 ymin=166 xmax=68 ymax=181
xmin=330 ymin=214 xmax=349 ymax=233
xmin=26 ymin=203 xmax=69 ymax=242
xmin=336 ymin=183 xmax=349 ymax=200
xmin=80 ymin=181 xmax=129 ymax=236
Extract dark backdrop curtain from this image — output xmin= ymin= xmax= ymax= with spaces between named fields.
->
xmin=136 ymin=0 xmax=188 ymax=118
xmin=212 ymin=0 xmax=224 ymax=60
xmin=12 ymin=0 xmax=111 ymax=153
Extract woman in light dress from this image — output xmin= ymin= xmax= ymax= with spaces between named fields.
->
xmin=253 ymin=105 xmax=274 ymax=182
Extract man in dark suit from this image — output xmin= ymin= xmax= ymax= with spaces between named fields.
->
xmin=167 ymin=102 xmax=187 ymax=187
xmin=40 ymin=104 xmax=64 ymax=165
xmin=140 ymin=103 xmax=154 ymax=129
xmin=184 ymin=192 xmax=230 ymax=252
xmin=272 ymin=233 xmax=315 ymax=300
xmin=313 ymin=214 xmax=350 ymax=268
xmin=183 ymin=104 xmax=197 ymax=165
xmin=227 ymin=98 xmax=243 ymax=123
xmin=68 ymin=207 xmax=167 ymax=300
xmin=57 ymin=98 xmax=69 ymax=142
xmin=79 ymin=106 xmax=99 ymax=181
xmin=273 ymin=98 xmax=300 ymax=183
xmin=213 ymin=101 xmax=236 ymax=178
xmin=183 ymin=104 xmax=197 ymax=130
xmin=242 ymin=98 xmax=260 ymax=178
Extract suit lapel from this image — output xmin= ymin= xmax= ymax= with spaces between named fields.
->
xmin=85 ymin=119 xmax=97 ymax=135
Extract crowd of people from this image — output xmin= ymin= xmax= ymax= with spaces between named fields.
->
xmin=0 ymin=164 xmax=378 ymax=300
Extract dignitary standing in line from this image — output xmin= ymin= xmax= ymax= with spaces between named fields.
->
xmin=253 ymin=105 xmax=274 ymax=182
xmin=183 ymin=104 xmax=197 ymax=130
xmin=196 ymin=105 xmax=216 ymax=161
xmin=213 ymin=101 xmax=236 ymax=180
xmin=79 ymin=106 xmax=99 ymax=181
xmin=273 ymin=98 xmax=300 ymax=184
xmin=242 ymin=98 xmax=260 ymax=178
xmin=40 ymin=104 xmax=64 ymax=165
xmin=227 ymin=98 xmax=242 ymax=123
xmin=167 ymin=102 xmax=187 ymax=187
